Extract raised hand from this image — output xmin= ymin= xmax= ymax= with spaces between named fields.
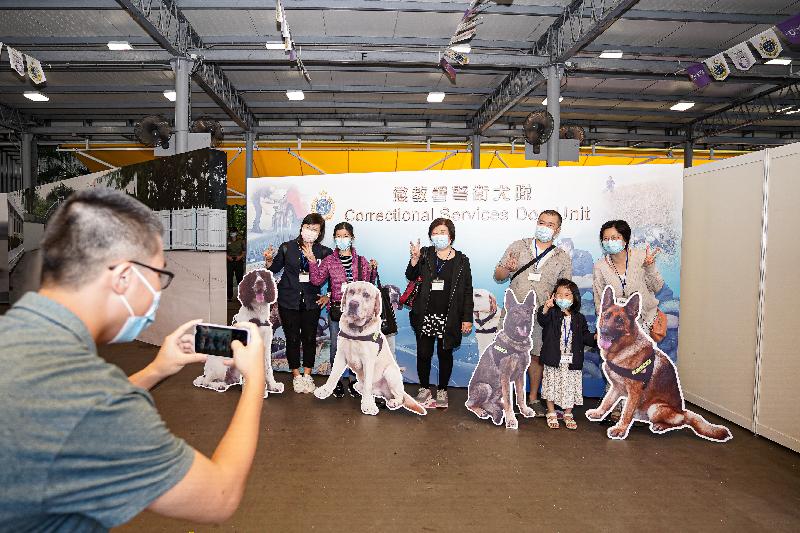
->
xmin=369 ymin=259 xmax=378 ymax=270
xmin=263 ymin=245 xmax=276 ymax=266
xmin=643 ymin=244 xmax=660 ymax=267
xmin=409 ymin=239 xmax=422 ymax=266
xmin=502 ymin=251 xmax=520 ymax=272
xmin=302 ymin=242 xmax=317 ymax=263
xmin=543 ymin=293 xmax=556 ymax=311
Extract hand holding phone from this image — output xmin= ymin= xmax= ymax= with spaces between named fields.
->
xmin=195 ymin=323 xmax=251 ymax=358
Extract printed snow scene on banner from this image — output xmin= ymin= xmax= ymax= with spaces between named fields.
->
xmin=586 ymin=286 xmax=732 ymax=442
xmin=466 ymin=289 xmax=537 ymax=429
xmin=314 ymin=282 xmax=426 ymax=416
xmin=193 ymin=270 xmax=285 ymax=398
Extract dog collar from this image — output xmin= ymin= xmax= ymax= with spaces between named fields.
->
xmin=474 ymin=311 xmax=497 ymax=327
xmin=338 ymin=330 xmax=384 ymax=353
xmin=495 ymin=331 xmax=531 ymax=353
xmin=605 ymin=354 xmax=655 ymax=389
xmin=249 ymin=318 xmax=271 ymax=327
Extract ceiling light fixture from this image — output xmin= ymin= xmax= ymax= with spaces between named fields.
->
xmin=599 ymin=50 xmax=623 ymax=59
xmin=427 ymin=92 xmax=446 ymax=103
xmin=450 ymin=43 xmax=471 ymax=54
xmin=286 ymin=90 xmax=305 ymax=101
xmin=766 ymin=58 xmax=791 ymax=65
xmin=107 ymin=41 xmax=133 ymax=51
xmin=265 ymin=41 xmax=285 ymax=50
xmin=670 ymin=102 xmax=695 ymax=111
xmin=23 ymin=91 xmax=49 ymax=102
xmin=785 ymin=109 xmax=800 ymax=115
xmin=541 ymin=97 xmax=564 ymax=105
xmin=163 ymin=90 xmax=177 ymax=102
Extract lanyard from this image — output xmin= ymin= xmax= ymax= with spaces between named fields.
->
xmin=532 ymin=243 xmax=555 ymax=269
xmin=435 ymin=250 xmax=453 ymax=278
xmin=298 ymin=242 xmax=310 ymax=272
xmin=608 ymin=251 xmax=629 ymax=294
xmin=562 ymin=316 xmax=572 ymax=352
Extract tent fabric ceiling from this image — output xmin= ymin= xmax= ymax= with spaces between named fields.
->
xmin=0 ymin=0 xmax=798 ymax=151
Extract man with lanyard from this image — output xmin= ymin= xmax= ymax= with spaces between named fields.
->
xmin=494 ymin=209 xmax=573 ymax=416
xmin=226 ymin=229 xmax=245 ymax=301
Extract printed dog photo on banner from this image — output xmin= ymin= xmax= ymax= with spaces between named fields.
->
xmin=587 ymin=286 xmax=731 ymax=442
xmin=466 ymin=289 xmax=537 ymax=429
xmin=194 ymin=270 xmax=284 ymax=398
xmin=314 ymin=282 xmax=426 ymax=416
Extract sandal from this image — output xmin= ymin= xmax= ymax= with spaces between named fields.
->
xmin=564 ymin=413 xmax=577 ymax=430
xmin=546 ymin=412 xmax=559 ymax=429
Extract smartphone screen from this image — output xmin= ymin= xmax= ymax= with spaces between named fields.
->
xmin=195 ymin=324 xmax=249 ymax=358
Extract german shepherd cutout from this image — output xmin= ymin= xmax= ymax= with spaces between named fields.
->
xmin=465 ymin=289 xmax=537 ymax=429
xmin=587 ymin=286 xmax=732 ymax=442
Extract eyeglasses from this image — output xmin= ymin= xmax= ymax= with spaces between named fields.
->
xmin=108 ymin=260 xmax=175 ymax=289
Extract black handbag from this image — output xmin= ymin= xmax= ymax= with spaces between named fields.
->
xmin=329 ymin=301 xmax=342 ymax=322
xmin=375 ymin=272 xmax=398 ymax=336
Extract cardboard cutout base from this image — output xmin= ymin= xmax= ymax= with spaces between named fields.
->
xmin=587 ymin=286 xmax=732 ymax=442
xmin=193 ymin=270 xmax=284 ymax=398
xmin=465 ymin=289 xmax=537 ymax=429
xmin=313 ymin=282 xmax=426 ymax=416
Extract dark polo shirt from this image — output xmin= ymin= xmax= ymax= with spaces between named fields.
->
xmin=0 ymin=293 xmax=194 ymax=532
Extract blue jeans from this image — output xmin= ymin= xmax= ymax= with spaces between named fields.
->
xmin=329 ymin=319 xmax=352 ymax=379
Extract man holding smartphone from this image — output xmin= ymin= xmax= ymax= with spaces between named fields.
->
xmin=0 ymin=189 xmax=266 ymax=531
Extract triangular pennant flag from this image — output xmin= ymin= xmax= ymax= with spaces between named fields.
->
xmin=749 ymin=28 xmax=783 ymax=59
xmin=0 ymin=42 xmax=4 ymax=59
xmin=776 ymin=13 xmax=800 ymax=44
xmin=687 ymin=63 xmax=712 ymax=88
xmin=704 ymin=53 xmax=730 ymax=81
xmin=8 ymin=47 xmax=26 ymax=77
xmin=725 ymin=42 xmax=757 ymax=71
xmin=25 ymin=55 xmax=46 ymax=84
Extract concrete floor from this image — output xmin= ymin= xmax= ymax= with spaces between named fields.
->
xmin=100 ymin=341 xmax=800 ymax=533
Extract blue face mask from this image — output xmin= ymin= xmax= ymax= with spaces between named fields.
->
xmin=535 ymin=225 xmax=555 ymax=243
xmin=602 ymin=239 xmax=626 ymax=255
xmin=335 ymin=237 xmax=352 ymax=250
xmin=110 ymin=266 xmax=161 ymax=344
xmin=431 ymin=235 xmax=450 ymax=250
xmin=555 ymin=298 xmax=573 ymax=311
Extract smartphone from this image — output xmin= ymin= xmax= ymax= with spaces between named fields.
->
xmin=194 ymin=323 xmax=250 ymax=358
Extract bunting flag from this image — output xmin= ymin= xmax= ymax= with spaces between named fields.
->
xmin=725 ymin=42 xmax=757 ymax=71
xmin=687 ymin=63 xmax=712 ymax=88
xmin=25 ymin=55 xmax=46 ymax=84
xmin=440 ymin=57 xmax=457 ymax=83
xmin=0 ymin=42 xmax=4 ymax=59
xmin=704 ymin=53 xmax=730 ymax=81
xmin=7 ymin=46 xmax=25 ymax=77
xmin=776 ymin=12 xmax=800 ymax=44
xmin=749 ymin=28 xmax=783 ymax=59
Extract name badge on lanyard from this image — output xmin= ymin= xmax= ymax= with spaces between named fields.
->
xmin=560 ymin=353 xmax=573 ymax=365
xmin=528 ymin=272 xmax=542 ymax=282
xmin=299 ymin=272 xmax=310 ymax=283
xmin=299 ymin=245 xmax=311 ymax=283
xmin=432 ymin=279 xmax=445 ymax=291
xmin=560 ymin=318 xmax=572 ymax=365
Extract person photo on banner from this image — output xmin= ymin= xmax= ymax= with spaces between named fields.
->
xmin=263 ymin=213 xmax=332 ymax=393
xmin=308 ymin=221 xmax=379 ymax=399
xmin=592 ymin=219 xmax=664 ymax=422
xmin=406 ymin=218 xmax=473 ymax=410
xmin=493 ymin=209 xmax=572 ymax=416
xmin=538 ymin=279 xmax=598 ymax=430
xmin=226 ymin=229 xmax=245 ymax=302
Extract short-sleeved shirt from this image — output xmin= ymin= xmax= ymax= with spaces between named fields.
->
xmin=0 ymin=292 xmax=195 ymax=532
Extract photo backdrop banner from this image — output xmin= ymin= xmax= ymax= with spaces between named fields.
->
xmin=246 ymin=165 xmax=683 ymax=396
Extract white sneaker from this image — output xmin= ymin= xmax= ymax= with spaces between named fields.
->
xmin=415 ymin=387 xmax=436 ymax=408
xmin=292 ymin=375 xmax=305 ymax=393
xmin=303 ymin=374 xmax=315 ymax=393
xmin=436 ymin=389 xmax=448 ymax=409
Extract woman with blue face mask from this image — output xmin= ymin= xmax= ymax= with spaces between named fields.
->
xmin=308 ymin=222 xmax=379 ymax=399
xmin=406 ymin=218 xmax=473 ymax=410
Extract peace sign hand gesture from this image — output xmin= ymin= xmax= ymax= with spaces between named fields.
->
xmin=502 ymin=251 xmax=520 ymax=272
xmin=643 ymin=244 xmax=660 ymax=267
xmin=543 ymin=293 xmax=556 ymax=311
xmin=409 ymin=239 xmax=422 ymax=266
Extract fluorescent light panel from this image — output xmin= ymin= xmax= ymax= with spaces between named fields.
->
xmin=450 ymin=43 xmax=471 ymax=54
xmin=427 ymin=92 xmax=446 ymax=103
xmin=541 ymin=97 xmax=564 ymax=105
xmin=766 ymin=58 xmax=791 ymax=65
xmin=670 ymin=102 xmax=695 ymax=111
xmin=265 ymin=41 xmax=285 ymax=50
xmin=286 ymin=90 xmax=305 ymax=100
xmin=107 ymin=41 xmax=132 ymax=50
xmin=23 ymin=91 xmax=49 ymax=102
xmin=599 ymin=50 xmax=623 ymax=59
xmin=163 ymin=90 xmax=177 ymax=102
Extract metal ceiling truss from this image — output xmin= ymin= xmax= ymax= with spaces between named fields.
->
xmin=0 ymin=102 xmax=26 ymax=132
xmin=115 ymin=0 xmax=257 ymax=130
xmin=691 ymin=82 xmax=800 ymax=141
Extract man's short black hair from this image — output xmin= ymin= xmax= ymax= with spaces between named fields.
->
xmin=539 ymin=209 xmax=563 ymax=227
xmin=40 ymin=188 xmax=163 ymax=288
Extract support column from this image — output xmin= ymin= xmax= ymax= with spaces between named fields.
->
xmin=546 ymin=64 xmax=562 ymax=167
xmin=245 ymin=131 xmax=255 ymax=182
xmin=684 ymin=128 xmax=694 ymax=168
xmin=471 ymin=134 xmax=481 ymax=169
xmin=21 ymin=132 xmax=34 ymax=189
xmin=172 ymin=57 xmax=192 ymax=154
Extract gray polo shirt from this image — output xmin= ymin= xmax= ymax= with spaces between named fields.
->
xmin=0 ymin=293 xmax=195 ymax=532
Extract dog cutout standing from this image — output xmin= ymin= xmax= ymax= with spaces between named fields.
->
xmin=193 ymin=270 xmax=284 ymax=398
xmin=466 ymin=289 xmax=537 ymax=429
xmin=587 ymin=286 xmax=731 ymax=442
xmin=473 ymin=288 xmax=500 ymax=357
xmin=314 ymin=281 xmax=426 ymax=416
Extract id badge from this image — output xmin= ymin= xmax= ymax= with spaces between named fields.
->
xmin=528 ymin=272 xmax=542 ymax=282
xmin=560 ymin=353 xmax=573 ymax=365
xmin=432 ymin=279 xmax=445 ymax=291
xmin=299 ymin=272 xmax=310 ymax=283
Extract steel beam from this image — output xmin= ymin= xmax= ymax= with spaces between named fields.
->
xmin=115 ymin=0 xmax=257 ymax=130
xmin=0 ymin=102 xmax=26 ymax=132
xmin=471 ymin=69 xmax=546 ymax=134
xmin=546 ymin=65 xmax=562 ymax=167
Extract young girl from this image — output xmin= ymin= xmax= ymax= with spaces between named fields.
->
xmin=537 ymin=278 xmax=598 ymax=430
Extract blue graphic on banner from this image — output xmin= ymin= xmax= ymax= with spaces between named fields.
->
xmin=246 ymin=166 xmax=683 ymax=397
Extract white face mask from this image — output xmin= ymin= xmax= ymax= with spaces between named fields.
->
xmin=301 ymin=228 xmax=319 ymax=243
xmin=110 ymin=266 xmax=161 ymax=344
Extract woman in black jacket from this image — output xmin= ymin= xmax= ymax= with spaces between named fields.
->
xmin=406 ymin=218 xmax=473 ymax=410
xmin=537 ymin=278 xmax=598 ymax=430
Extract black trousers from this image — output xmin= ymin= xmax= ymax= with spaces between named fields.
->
xmin=416 ymin=335 xmax=454 ymax=390
xmin=227 ymin=260 xmax=244 ymax=300
xmin=279 ymin=306 xmax=321 ymax=370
